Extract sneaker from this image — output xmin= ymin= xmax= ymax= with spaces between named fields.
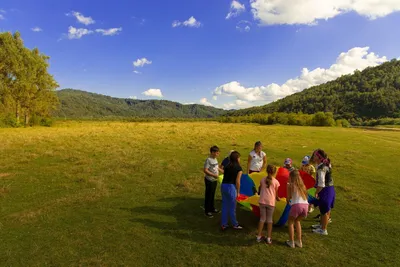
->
xmin=221 ymin=225 xmax=229 ymax=231
xmin=294 ymin=240 xmax=303 ymax=248
xmin=233 ymin=224 xmax=243 ymax=230
xmin=212 ymin=209 xmax=221 ymax=214
xmin=286 ymin=240 xmax=295 ymax=248
xmin=312 ymin=228 xmax=328 ymax=235
xmin=256 ymin=236 xmax=265 ymax=243
xmin=265 ymin=237 xmax=272 ymax=245
xmin=308 ymin=207 xmax=314 ymax=213
xmin=311 ymin=224 xmax=321 ymax=229
xmin=205 ymin=212 xmax=214 ymax=218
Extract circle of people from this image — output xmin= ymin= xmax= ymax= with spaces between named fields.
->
xmin=203 ymin=141 xmax=335 ymax=248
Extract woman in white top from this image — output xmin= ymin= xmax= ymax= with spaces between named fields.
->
xmin=286 ymin=170 xmax=309 ymax=248
xmin=247 ymin=141 xmax=267 ymax=174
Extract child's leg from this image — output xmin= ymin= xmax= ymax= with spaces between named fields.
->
xmin=210 ymin=181 xmax=218 ymax=212
xmin=221 ymin=185 xmax=229 ymax=226
xmin=295 ymin=217 xmax=305 ymax=242
xmin=266 ymin=205 xmax=275 ymax=239
xmin=257 ymin=221 xmax=265 ymax=237
xmin=227 ymin=185 xmax=238 ymax=226
xmin=321 ymin=211 xmax=330 ymax=230
xmin=204 ymin=178 xmax=211 ymax=213
xmin=288 ymin=217 xmax=295 ymax=241
xmin=257 ymin=205 xmax=267 ymax=237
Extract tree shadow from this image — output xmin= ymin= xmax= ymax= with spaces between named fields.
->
xmin=122 ymin=196 xmax=288 ymax=247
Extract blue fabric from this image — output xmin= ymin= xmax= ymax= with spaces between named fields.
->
xmin=239 ymin=174 xmax=255 ymax=197
xmin=221 ymin=184 xmax=238 ymax=227
xmin=275 ymin=203 xmax=291 ymax=226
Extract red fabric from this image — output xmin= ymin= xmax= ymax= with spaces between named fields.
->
xmin=275 ymin=167 xmax=289 ymax=198
xmin=236 ymin=194 xmax=248 ymax=201
xmin=250 ymin=204 xmax=260 ymax=217
xmin=299 ymin=170 xmax=316 ymax=189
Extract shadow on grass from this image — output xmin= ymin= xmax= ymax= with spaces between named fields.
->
xmin=123 ymin=197 xmax=288 ymax=247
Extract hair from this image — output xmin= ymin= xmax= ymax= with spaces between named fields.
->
xmin=210 ymin=145 xmax=219 ymax=153
xmin=289 ymin=170 xmax=308 ymax=200
xmin=312 ymin=149 xmax=331 ymax=166
xmin=227 ymin=151 xmax=241 ymax=168
xmin=254 ymin=141 xmax=262 ymax=150
xmin=265 ymin=164 xmax=277 ymax=188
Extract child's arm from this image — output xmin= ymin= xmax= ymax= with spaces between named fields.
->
xmin=275 ymin=185 xmax=280 ymax=202
xmin=236 ymin=170 xmax=243 ymax=197
xmin=247 ymin=155 xmax=252 ymax=173
xmin=203 ymin=168 xmax=218 ymax=178
xmin=262 ymin=154 xmax=267 ymax=171
xmin=286 ymin=183 xmax=291 ymax=204
xmin=218 ymin=167 xmax=224 ymax=174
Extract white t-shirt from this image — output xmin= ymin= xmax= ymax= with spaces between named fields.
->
xmin=249 ymin=150 xmax=266 ymax=172
xmin=204 ymin=157 xmax=219 ymax=182
xmin=290 ymin=187 xmax=309 ymax=205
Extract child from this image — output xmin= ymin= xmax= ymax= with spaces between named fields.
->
xmin=220 ymin=150 xmax=234 ymax=170
xmin=256 ymin=165 xmax=280 ymax=244
xmin=247 ymin=141 xmax=267 ymax=174
xmin=310 ymin=149 xmax=335 ymax=235
xmin=221 ymin=151 xmax=243 ymax=230
xmin=283 ymin=158 xmax=295 ymax=172
xmin=203 ymin=146 xmax=224 ymax=218
xmin=300 ymin=156 xmax=316 ymax=213
xmin=286 ymin=170 xmax=309 ymax=248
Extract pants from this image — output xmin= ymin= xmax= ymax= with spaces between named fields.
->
xmin=221 ymin=183 xmax=238 ymax=226
xmin=204 ymin=178 xmax=217 ymax=213
xmin=259 ymin=204 xmax=274 ymax=223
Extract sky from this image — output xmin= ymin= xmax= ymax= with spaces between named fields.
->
xmin=1 ymin=0 xmax=400 ymax=109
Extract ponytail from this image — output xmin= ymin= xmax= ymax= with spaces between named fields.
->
xmin=265 ymin=164 xmax=277 ymax=188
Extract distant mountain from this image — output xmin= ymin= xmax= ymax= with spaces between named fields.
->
xmin=227 ymin=59 xmax=400 ymax=119
xmin=54 ymin=89 xmax=226 ymax=118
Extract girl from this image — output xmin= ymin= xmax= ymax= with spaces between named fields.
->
xmin=300 ymin=155 xmax=316 ymax=213
xmin=286 ymin=170 xmax=309 ymax=248
xmin=221 ymin=151 xmax=243 ymax=230
xmin=256 ymin=165 xmax=280 ymax=244
xmin=247 ymin=141 xmax=267 ymax=174
xmin=311 ymin=149 xmax=335 ymax=235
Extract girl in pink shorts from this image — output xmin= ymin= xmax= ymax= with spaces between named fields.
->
xmin=286 ymin=170 xmax=309 ymax=248
xmin=256 ymin=165 xmax=280 ymax=244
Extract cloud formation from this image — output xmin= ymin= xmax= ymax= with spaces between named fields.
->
xmin=67 ymin=11 xmax=95 ymax=25
xmin=226 ymin=1 xmax=246 ymax=19
xmin=142 ymin=89 xmax=163 ymax=98
xmin=172 ymin=16 xmax=202 ymax=28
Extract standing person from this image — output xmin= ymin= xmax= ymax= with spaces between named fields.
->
xmin=247 ymin=141 xmax=267 ymax=174
xmin=220 ymin=150 xmax=234 ymax=170
xmin=311 ymin=149 xmax=335 ymax=235
xmin=286 ymin=170 xmax=309 ymax=248
xmin=203 ymin=146 xmax=224 ymax=218
xmin=256 ymin=165 xmax=280 ymax=244
xmin=300 ymin=155 xmax=317 ymax=213
xmin=221 ymin=151 xmax=243 ymax=230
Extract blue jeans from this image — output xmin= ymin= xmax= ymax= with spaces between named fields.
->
xmin=221 ymin=183 xmax=238 ymax=227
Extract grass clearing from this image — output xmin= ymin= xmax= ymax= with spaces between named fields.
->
xmin=1 ymin=122 xmax=399 ymax=266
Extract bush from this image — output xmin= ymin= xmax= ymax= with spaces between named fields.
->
xmin=311 ymin=112 xmax=336 ymax=127
xmin=40 ymin=117 xmax=54 ymax=127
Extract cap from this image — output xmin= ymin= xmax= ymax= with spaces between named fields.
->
xmin=302 ymin=156 xmax=310 ymax=165
xmin=284 ymin=158 xmax=292 ymax=165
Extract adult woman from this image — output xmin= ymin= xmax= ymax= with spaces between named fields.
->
xmin=221 ymin=151 xmax=243 ymax=230
xmin=310 ymin=149 xmax=335 ymax=235
xmin=247 ymin=141 xmax=267 ymax=174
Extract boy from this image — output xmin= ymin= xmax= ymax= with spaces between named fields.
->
xmin=283 ymin=158 xmax=295 ymax=172
xmin=204 ymin=146 xmax=224 ymax=218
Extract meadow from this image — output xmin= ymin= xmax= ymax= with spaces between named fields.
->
xmin=1 ymin=121 xmax=399 ymax=266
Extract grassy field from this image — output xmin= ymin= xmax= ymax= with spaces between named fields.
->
xmin=1 ymin=121 xmax=399 ymax=266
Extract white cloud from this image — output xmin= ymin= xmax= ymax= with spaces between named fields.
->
xmin=213 ymin=47 xmax=387 ymax=106
xmin=236 ymin=20 xmax=252 ymax=32
xmin=67 ymin=26 xmax=93 ymax=39
xmin=95 ymin=27 xmax=122 ymax=36
xmin=67 ymin=11 xmax=95 ymax=25
xmin=133 ymin=58 xmax=152 ymax=68
xmin=31 ymin=27 xmax=42 ymax=32
xmin=226 ymin=1 xmax=246 ymax=19
xmin=250 ymin=0 xmax=400 ymax=25
xmin=223 ymin=100 xmax=251 ymax=109
xmin=212 ymin=96 xmax=218 ymax=101
xmin=129 ymin=96 xmax=137 ymax=100
xmin=133 ymin=70 xmax=142 ymax=74
xmin=142 ymin=89 xmax=163 ymax=98
xmin=0 ymin=14 xmax=4 ymax=20
xmin=199 ymin=98 xmax=213 ymax=106
xmin=172 ymin=16 xmax=202 ymax=28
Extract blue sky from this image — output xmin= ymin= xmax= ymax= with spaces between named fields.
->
xmin=1 ymin=0 xmax=400 ymax=109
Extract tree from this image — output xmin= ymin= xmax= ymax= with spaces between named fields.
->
xmin=0 ymin=31 xmax=59 ymax=126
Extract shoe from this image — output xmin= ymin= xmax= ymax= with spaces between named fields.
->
xmin=328 ymin=218 xmax=332 ymax=223
xmin=265 ymin=237 xmax=272 ymax=245
xmin=205 ymin=212 xmax=214 ymax=218
xmin=308 ymin=207 xmax=314 ymax=213
xmin=221 ymin=225 xmax=229 ymax=231
xmin=212 ymin=209 xmax=221 ymax=214
xmin=311 ymin=224 xmax=321 ymax=229
xmin=312 ymin=228 xmax=328 ymax=235
xmin=256 ymin=236 xmax=265 ymax=243
xmin=294 ymin=240 xmax=303 ymax=248
xmin=233 ymin=224 xmax=243 ymax=230
xmin=286 ymin=240 xmax=295 ymax=248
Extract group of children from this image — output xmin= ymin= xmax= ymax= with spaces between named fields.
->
xmin=203 ymin=142 xmax=336 ymax=248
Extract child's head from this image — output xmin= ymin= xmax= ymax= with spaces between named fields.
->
xmin=301 ymin=156 xmax=310 ymax=166
xmin=311 ymin=149 xmax=330 ymax=165
xmin=266 ymin=164 xmax=277 ymax=177
xmin=210 ymin=146 xmax=220 ymax=158
xmin=254 ymin=141 xmax=262 ymax=152
xmin=289 ymin=170 xmax=307 ymax=199
xmin=284 ymin=158 xmax=292 ymax=168
xmin=229 ymin=151 xmax=241 ymax=165
xmin=227 ymin=150 xmax=235 ymax=158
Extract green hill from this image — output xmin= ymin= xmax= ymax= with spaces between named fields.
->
xmin=54 ymin=89 xmax=226 ymax=118
xmin=228 ymin=59 xmax=400 ymax=119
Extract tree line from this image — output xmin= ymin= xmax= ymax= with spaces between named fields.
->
xmin=0 ymin=32 xmax=59 ymax=127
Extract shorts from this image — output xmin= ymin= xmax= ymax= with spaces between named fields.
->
xmin=259 ymin=204 xmax=274 ymax=223
xmin=319 ymin=186 xmax=335 ymax=215
xmin=289 ymin=203 xmax=309 ymax=218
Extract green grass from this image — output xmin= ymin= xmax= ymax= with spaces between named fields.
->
xmin=1 ymin=122 xmax=399 ymax=266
